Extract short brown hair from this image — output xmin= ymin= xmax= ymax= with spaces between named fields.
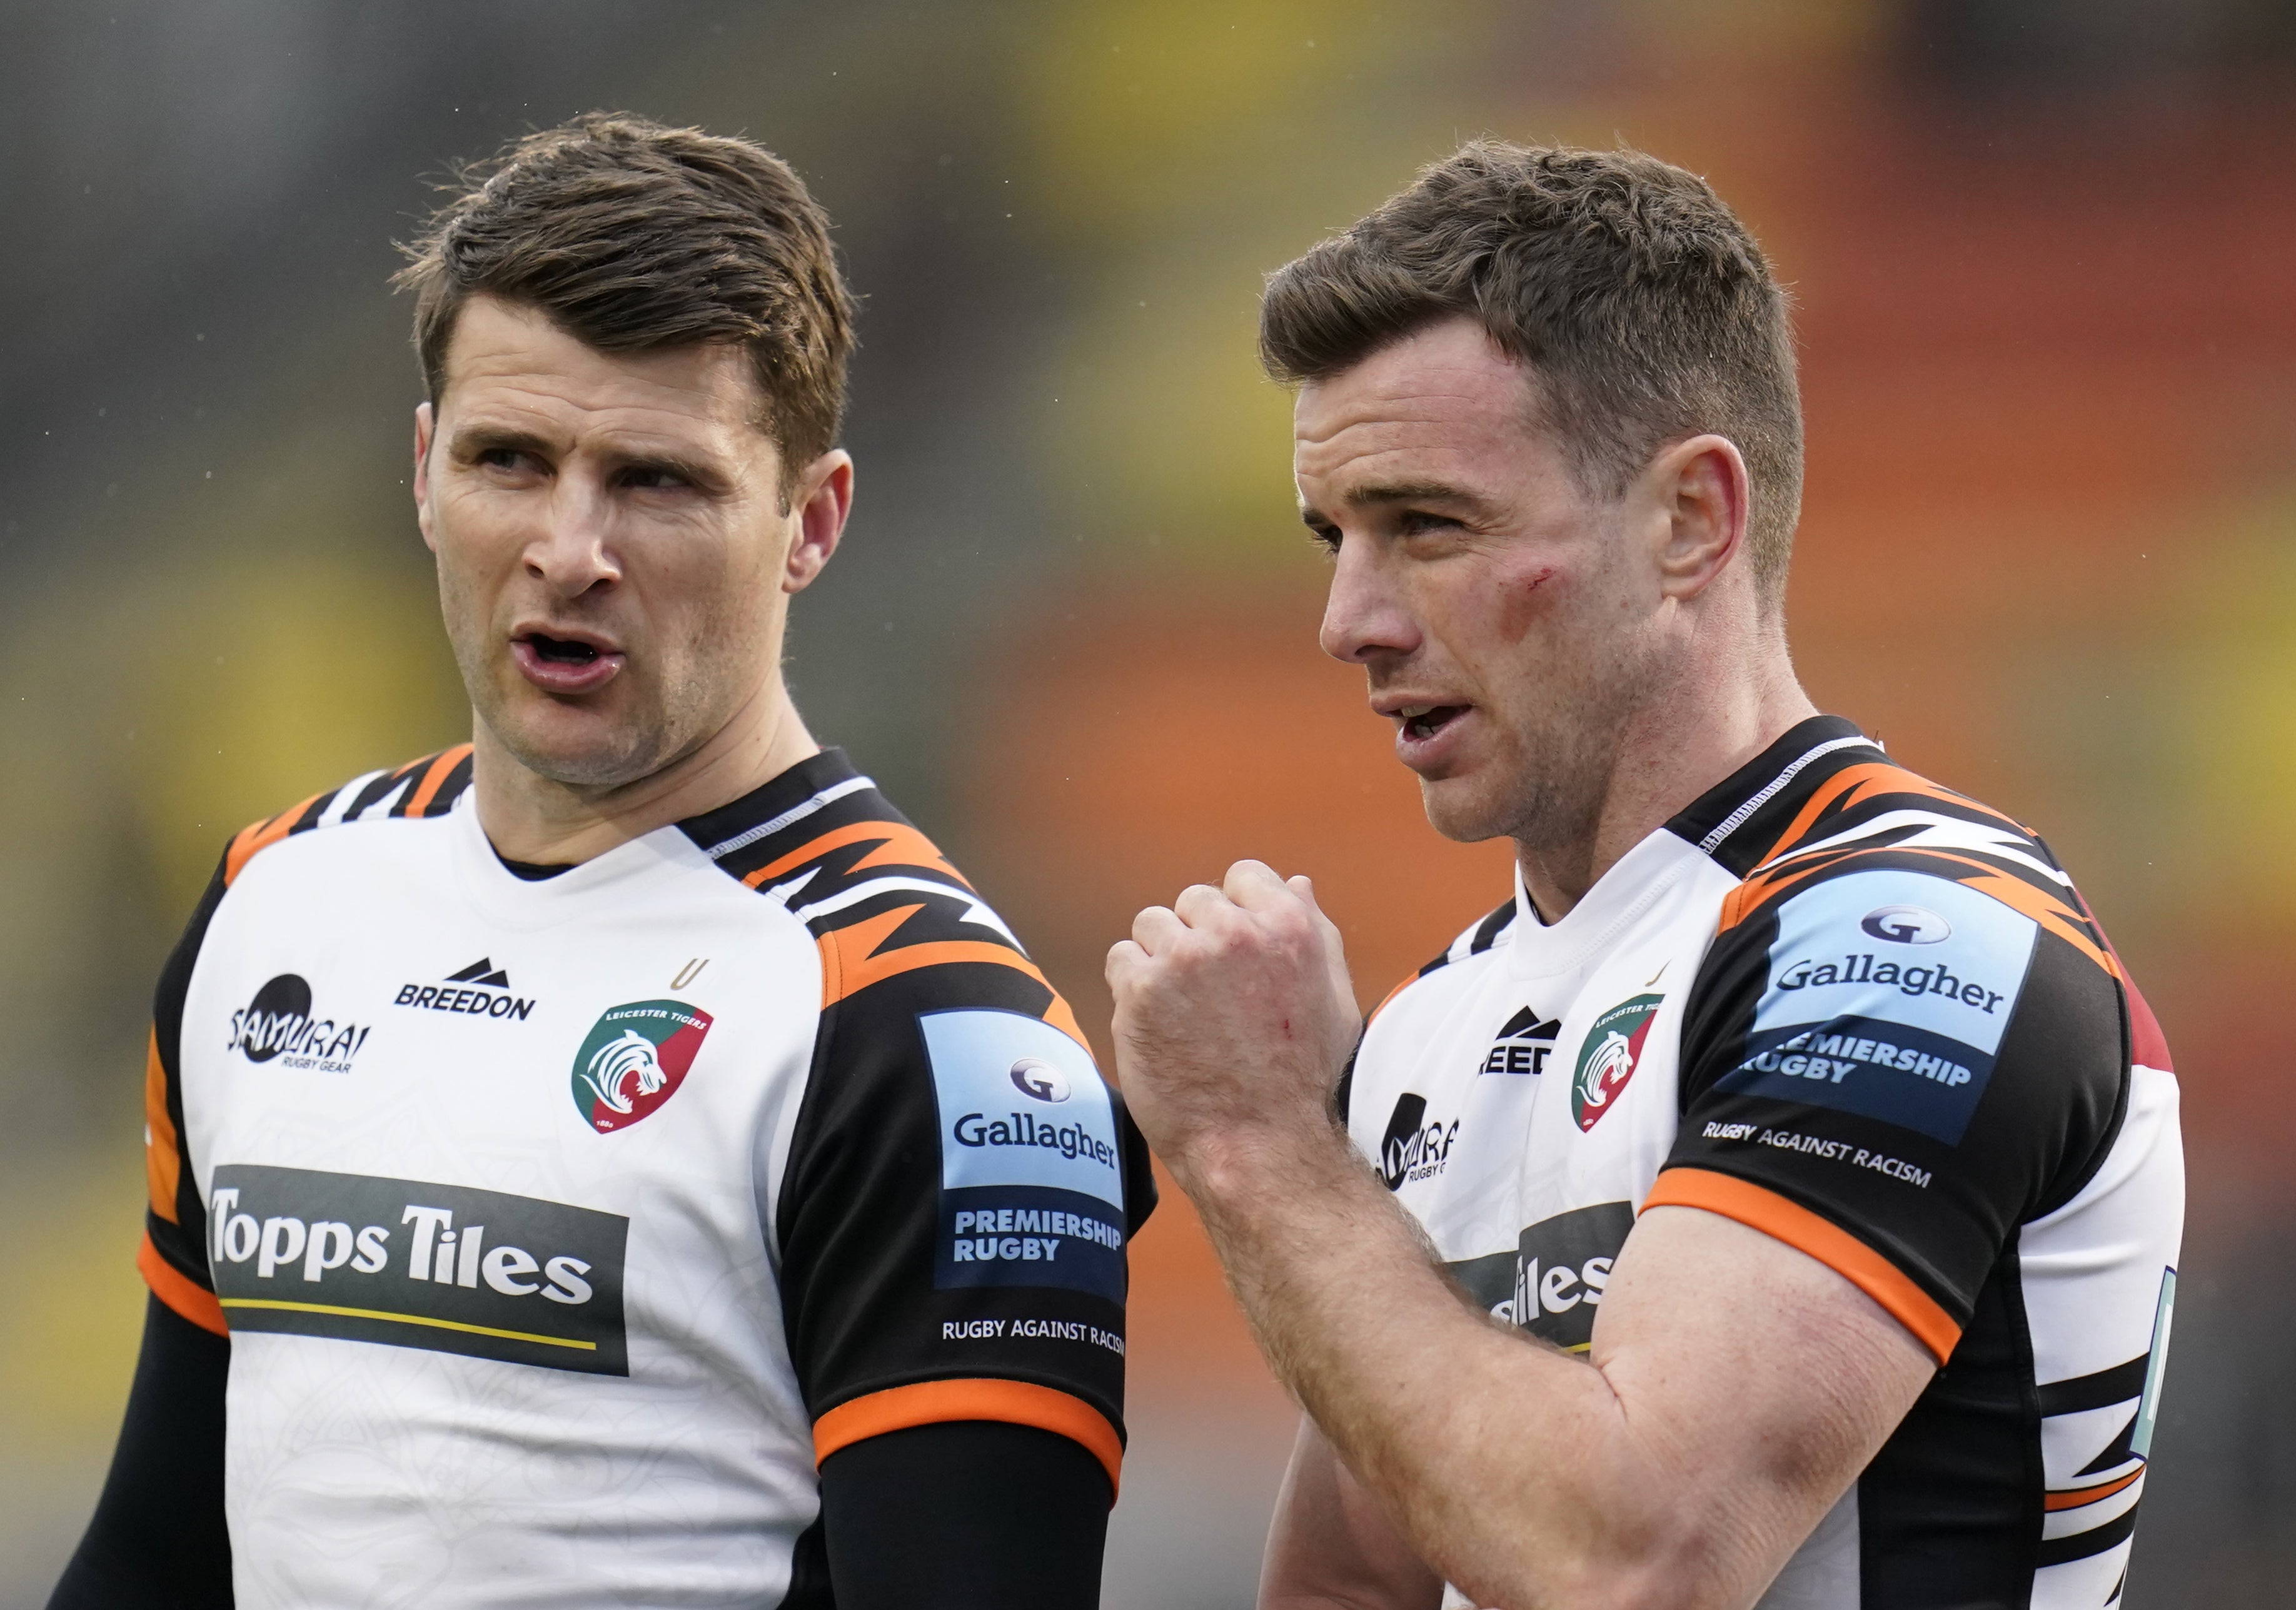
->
xmin=395 ymin=113 xmax=857 ymax=495
xmin=1261 ymin=141 xmax=1802 ymax=594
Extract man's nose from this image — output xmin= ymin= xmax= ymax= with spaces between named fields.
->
xmin=523 ymin=476 xmax=622 ymax=598
xmin=1317 ymin=538 xmax=1419 ymax=665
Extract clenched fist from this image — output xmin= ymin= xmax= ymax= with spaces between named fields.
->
xmin=1105 ymin=860 xmax=1362 ymax=1196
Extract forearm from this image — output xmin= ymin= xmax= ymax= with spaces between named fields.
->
xmin=1261 ymin=1416 xmax=1443 ymax=1610
xmin=1185 ymin=1130 xmax=1752 ymax=1610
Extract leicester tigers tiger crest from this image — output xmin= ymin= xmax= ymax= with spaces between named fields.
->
xmin=570 ymin=999 xmax=713 ymax=1132
xmin=1570 ymin=994 xmax=1663 ymax=1132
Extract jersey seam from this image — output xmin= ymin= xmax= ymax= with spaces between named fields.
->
xmin=1697 ymin=734 xmax=1880 ymax=855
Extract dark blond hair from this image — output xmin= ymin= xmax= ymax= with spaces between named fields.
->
xmin=395 ymin=113 xmax=857 ymax=496
xmin=1261 ymin=141 xmax=1802 ymax=593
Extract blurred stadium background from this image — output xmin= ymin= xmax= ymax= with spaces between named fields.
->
xmin=5 ymin=1 xmax=2294 ymax=1602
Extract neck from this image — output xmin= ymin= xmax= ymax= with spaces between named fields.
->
xmin=472 ymin=680 xmax=820 ymax=866
xmin=1515 ymin=625 xmax=1815 ymax=923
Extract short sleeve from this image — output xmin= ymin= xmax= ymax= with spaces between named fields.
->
xmin=1656 ymin=858 xmax=2127 ymax=1362
xmin=138 ymin=851 xmax=231 ymax=1337
xmin=773 ymin=943 xmax=1152 ymax=1497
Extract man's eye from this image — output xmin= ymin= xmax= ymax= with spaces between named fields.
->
xmin=1306 ymin=525 xmax=1342 ymax=555
xmin=477 ymin=448 xmax=527 ymax=471
xmin=1397 ymin=511 xmax=1459 ymax=536
xmin=623 ymin=467 xmax=687 ymax=491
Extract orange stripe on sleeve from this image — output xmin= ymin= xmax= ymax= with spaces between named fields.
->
xmin=743 ymin=819 xmax=970 ymax=889
xmin=405 ymin=743 xmax=473 ymax=819
xmin=1751 ymin=763 xmax=2000 ymax=870
xmin=815 ymin=907 xmax=1090 ymax=1049
xmin=813 ymin=1379 xmax=1123 ymax=1496
xmin=1643 ymin=1168 xmax=1962 ymax=1364
xmin=138 ymin=1230 xmax=227 ymax=1337
xmin=224 ymin=793 xmax=324 ymax=885
xmin=2044 ymin=1466 xmax=2145 ymax=1512
xmin=143 ymin=1029 xmax=179 ymax=1224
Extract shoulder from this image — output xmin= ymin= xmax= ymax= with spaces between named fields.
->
xmin=1716 ymin=755 xmax=2118 ymax=985
xmin=688 ymin=750 xmax=1085 ymax=1044
xmin=1684 ymin=756 xmax=2138 ymax=1159
xmin=223 ymin=745 xmax=474 ymax=887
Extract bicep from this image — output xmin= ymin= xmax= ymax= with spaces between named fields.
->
xmin=1262 ymin=1416 xmax=1443 ymax=1610
xmin=1589 ymin=1205 xmax=1934 ymax=1584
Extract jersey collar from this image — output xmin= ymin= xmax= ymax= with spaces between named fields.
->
xmin=1662 ymin=715 xmax=1883 ymax=877
xmin=1496 ymin=715 xmax=1881 ymax=983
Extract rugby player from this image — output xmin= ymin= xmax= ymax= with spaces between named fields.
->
xmin=1109 ymin=143 xmax=2180 ymax=1609
xmin=52 ymin=114 xmax=1150 ymax=1610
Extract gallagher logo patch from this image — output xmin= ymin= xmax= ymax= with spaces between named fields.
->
xmin=570 ymin=999 xmax=712 ymax=1132
xmin=1571 ymin=994 xmax=1663 ymax=1132
xmin=924 ymin=1009 xmax=1127 ymax=1302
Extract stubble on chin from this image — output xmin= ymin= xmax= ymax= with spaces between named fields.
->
xmin=470 ymin=655 xmax=684 ymax=792
xmin=1419 ymin=735 xmax=1603 ymax=851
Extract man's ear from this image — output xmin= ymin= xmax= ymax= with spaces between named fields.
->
xmin=784 ymin=449 xmax=855 ymax=595
xmin=1649 ymin=434 xmax=1748 ymax=602
xmin=413 ymin=401 xmax=439 ymax=554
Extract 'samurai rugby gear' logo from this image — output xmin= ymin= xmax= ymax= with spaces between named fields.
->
xmin=569 ymin=1000 xmax=712 ymax=1132
xmin=1571 ymin=994 xmax=1663 ymax=1132
xmin=228 ymin=974 xmax=371 ymax=1074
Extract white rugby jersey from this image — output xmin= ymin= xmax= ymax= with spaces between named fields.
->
xmin=135 ymin=745 xmax=1152 ymax=1609
xmin=1345 ymin=717 xmax=2181 ymax=1610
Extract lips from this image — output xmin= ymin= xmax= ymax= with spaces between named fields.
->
xmin=1379 ymin=698 xmax=1475 ymax=770
xmin=511 ymin=630 xmax=627 ymax=695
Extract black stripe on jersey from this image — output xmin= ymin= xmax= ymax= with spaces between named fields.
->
xmin=2036 ymin=1500 xmax=2142 ymax=1567
xmin=1468 ymin=898 xmax=1518 ymax=955
xmin=680 ymin=748 xmax=882 ymax=879
xmin=762 ymin=838 xmax=980 ymax=934
xmin=380 ymin=747 xmax=473 ymax=820
xmin=687 ymin=749 xmax=1027 ymax=963
xmin=346 ymin=763 xmax=418 ymax=818
xmin=147 ymin=852 xmax=233 ymax=1297
xmin=2037 ymin=1354 xmax=2149 ymax=1419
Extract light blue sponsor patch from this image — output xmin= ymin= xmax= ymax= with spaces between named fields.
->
xmin=923 ymin=1009 xmax=1124 ymax=1209
xmin=1719 ymin=869 xmax=2040 ymax=1145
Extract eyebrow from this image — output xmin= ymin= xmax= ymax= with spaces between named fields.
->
xmin=447 ymin=423 xmax=558 ymax=459
xmin=1299 ymin=478 xmax=1503 ymax=526
xmin=446 ymin=423 xmax=733 ymax=494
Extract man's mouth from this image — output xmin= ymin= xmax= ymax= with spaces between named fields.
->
xmin=527 ymin=633 xmax=600 ymax=665
xmin=1396 ymin=703 xmax=1469 ymax=742
xmin=510 ymin=630 xmax=626 ymax=695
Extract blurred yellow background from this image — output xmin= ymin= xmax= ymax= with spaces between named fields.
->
xmin=6 ymin=2 xmax=2293 ymax=1602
